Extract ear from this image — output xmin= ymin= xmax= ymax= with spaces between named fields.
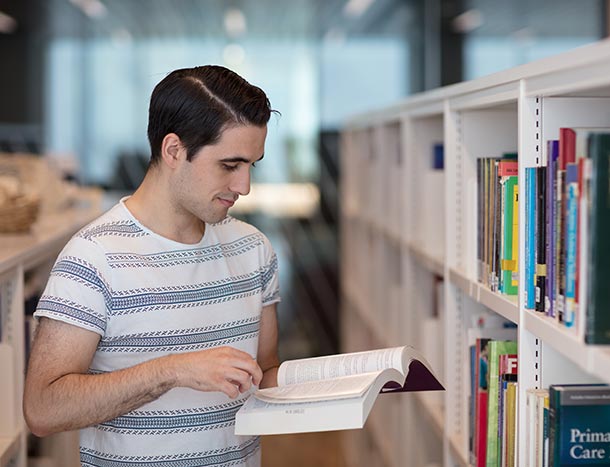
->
xmin=160 ymin=133 xmax=185 ymax=169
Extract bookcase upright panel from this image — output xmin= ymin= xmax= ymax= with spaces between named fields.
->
xmin=0 ymin=268 xmax=26 ymax=467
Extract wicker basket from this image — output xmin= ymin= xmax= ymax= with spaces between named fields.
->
xmin=0 ymin=191 xmax=41 ymax=233
xmin=0 ymin=154 xmax=44 ymax=233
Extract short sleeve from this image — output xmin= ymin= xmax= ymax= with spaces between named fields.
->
xmin=34 ymin=236 xmax=110 ymax=336
xmin=260 ymin=234 xmax=280 ymax=307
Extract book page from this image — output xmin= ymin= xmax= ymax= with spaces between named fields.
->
xmin=255 ymin=372 xmax=379 ymax=403
xmin=278 ymin=346 xmax=405 ymax=386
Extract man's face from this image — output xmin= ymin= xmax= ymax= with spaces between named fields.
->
xmin=173 ymin=124 xmax=267 ymax=224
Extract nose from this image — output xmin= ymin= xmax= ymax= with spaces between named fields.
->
xmin=230 ymin=166 xmax=251 ymax=196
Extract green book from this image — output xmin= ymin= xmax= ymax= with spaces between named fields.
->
xmin=485 ymin=340 xmax=518 ymax=467
xmin=502 ymin=171 xmax=518 ymax=295
xmin=585 ymin=133 xmax=610 ymax=343
xmin=549 ymin=384 xmax=610 ymax=466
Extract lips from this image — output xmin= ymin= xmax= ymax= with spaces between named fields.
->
xmin=218 ymin=197 xmax=236 ymax=208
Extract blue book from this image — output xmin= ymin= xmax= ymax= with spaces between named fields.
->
xmin=549 ymin=384 xmax=610 ymax=466
xmin=564 ymin=164 xmax=579 ymax=328
xmin=525 ymin=168 xmax=537 ymax=309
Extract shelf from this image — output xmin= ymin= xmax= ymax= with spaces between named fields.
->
xmin=477 ymin=287 xmax=519 ymax=325
xmin=407 ymin=243 xmax=444 ymax=277
xmin=523 ymin=311 xmax=610 ymax=385
xmin=448 ymin=267 xmax=476 ymax=297
xmin=448 ymin=268 xmax=519 ymax=324
xmin=0 ymin=430 xmax=21 ymax=466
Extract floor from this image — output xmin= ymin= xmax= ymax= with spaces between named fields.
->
xmin=261 ymin=431 xmax=347 ymax=467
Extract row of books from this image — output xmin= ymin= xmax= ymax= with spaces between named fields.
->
xmin=526 ymin=384 xmax=610 ymax=467
xmin=476 ymin=156 xmax=519 ymax=295
xmin=469 ymin=330 xmax=518 ymax=467
xmin=469 ymin=333 xmax=610 ymax=467
xmin=525 ymin=129 xmax=610 ymax=344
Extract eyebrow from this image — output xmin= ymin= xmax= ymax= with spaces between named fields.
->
xmin=220 ymin=154 xmax=265 ymax=164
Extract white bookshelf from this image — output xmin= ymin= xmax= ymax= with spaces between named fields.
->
xmin=340 ymin=39 xmax=610 ymax=467
xmin=0 ymin=188 xmax=102 ymax=467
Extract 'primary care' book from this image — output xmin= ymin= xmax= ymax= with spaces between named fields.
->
xmin=234 ymin=345 xmax=444 ymax=435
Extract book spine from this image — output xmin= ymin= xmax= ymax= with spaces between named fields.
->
xmin=546 ymin=141 xmax=558 ymax=317
xmin=502 ymin=177 xmax=518 ymax=295
xmin=526 ymin=168 xmax=537 ymax=309
xmin=536 ymin=167 xmax=547 ymax=312
xmin=478 ymin=159 xmax=484 ymax=283
xmin=585 ymin=133 xmax=610 ymax=343
xmin=564 ymin=164 xmax=579 ymax=328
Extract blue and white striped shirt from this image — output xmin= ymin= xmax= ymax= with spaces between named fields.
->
xmin=35 ymin=199 xmax=280 ymax=467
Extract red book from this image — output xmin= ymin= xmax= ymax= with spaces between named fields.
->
xmin=476 ymin=392 xmax=488 ymax=467
xmin=559 ymin=128 xmax=576 ymax=170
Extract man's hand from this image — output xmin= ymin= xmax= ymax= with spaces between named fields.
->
xmin=170 ymin=346 xmax=263 ymax=399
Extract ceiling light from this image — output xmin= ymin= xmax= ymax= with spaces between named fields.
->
xmin=224 ymin=8 xmax=247 ymax=38
xmin=69 ymin=0 xmax=108 ymax=20
xmin=343 ymin=0 xmax=375 ymax=18
xmin=0 ymin=11 xmax=17 ymax=33
xmin=452 ymin=9 xmax=483 ymax=34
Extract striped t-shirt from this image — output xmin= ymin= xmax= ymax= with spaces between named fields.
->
xmin=34 ymin=198 xmax=280 ymax=467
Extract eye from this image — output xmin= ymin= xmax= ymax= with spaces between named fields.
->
xmin=251 ymin=162 xmax=257 ymax=168
xmin=222 ymin=163 xmax=239 ymax=172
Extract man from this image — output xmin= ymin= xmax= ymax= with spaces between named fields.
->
xmin=24 ymin=65 xmax=280 ymax=467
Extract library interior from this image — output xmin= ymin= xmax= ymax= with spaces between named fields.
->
xmin=1 ymin=0 xmax=610 ymax=466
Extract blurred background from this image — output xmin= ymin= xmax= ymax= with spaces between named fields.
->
xmin=0 ymin=0 xmax=607 ymax=465
xmin=2 ymin=0 xmax=606 ymax=362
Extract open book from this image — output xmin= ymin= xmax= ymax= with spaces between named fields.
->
xmin=234 ymin=345 xmax=444 ymax=435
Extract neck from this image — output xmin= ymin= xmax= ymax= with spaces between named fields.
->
xmin=125 ymin=169 xmax=205 ymax=244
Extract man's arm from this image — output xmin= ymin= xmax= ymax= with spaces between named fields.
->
xmin=256 ymin=303 xmax=280 ymax=389
xmin=23 ymin=317 xmax=263 ymax=437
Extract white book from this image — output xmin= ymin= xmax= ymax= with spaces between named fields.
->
xmin=234 ymin=345 xmax=443 ymax=435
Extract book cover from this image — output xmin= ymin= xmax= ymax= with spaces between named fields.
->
xmin=536 ymin=166 xmax=547 ymax=312
xmin=478 ymin=158 xmax=484 ymax=283
xmin=549 ymin=384 xmax=610 ymax=466
xmin=585 ymin=133 xmax=610 ymax=344
xmin=564 ymin=163 xmax=579 ymax=328
xmin=235 ymin=345 xmax=444 ymax=435
xmin=497 ymin=353 xmax=517 ymax=465
xmin=485 ymin=340 xmax=518 ymax=467
xmin=504 ymin=382 xmax=518 ymax=467
xmin=557 ymin=128 xmax=576 ymax=321
xmin=546 ymin=140 xmax=559 ymax=317
xmin=500 ymin=162 xmax=518 ymax=296
xmin=577 ymin=158 xmax=592 ymax=343
xmin=525 ymin=168 xmax=536 ymax=310
xmin=493 ymin=160 xmax=503 ymax=292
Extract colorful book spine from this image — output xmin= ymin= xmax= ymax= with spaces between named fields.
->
xmin=485 ymin=340 xmax=518 ymax=467
xmin=546 ymin=140 xmax=559 ymax=317
xmin=585 ymin=133 xmax=610 ymax=344
xmin=557 ymin=128 xmax=576 ymax=321
xmin=549 ymin=384 xmax=610 ymax=466
xmin=564 ymin=163 xmax=579 ymax=328
xmin=536 ymin=166 xmax=547 ymax=312
xmin=525 ymin=168 xmax=536 ymax=309
xmin=500 ymin=161 xmax=518 ymax=295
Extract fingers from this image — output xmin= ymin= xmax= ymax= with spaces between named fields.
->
xmin=221 ymin=347 xmax=263 ymax=386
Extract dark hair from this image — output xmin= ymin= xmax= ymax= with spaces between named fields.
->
xmin=147 ymin=65 xmax=273 ymax=164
